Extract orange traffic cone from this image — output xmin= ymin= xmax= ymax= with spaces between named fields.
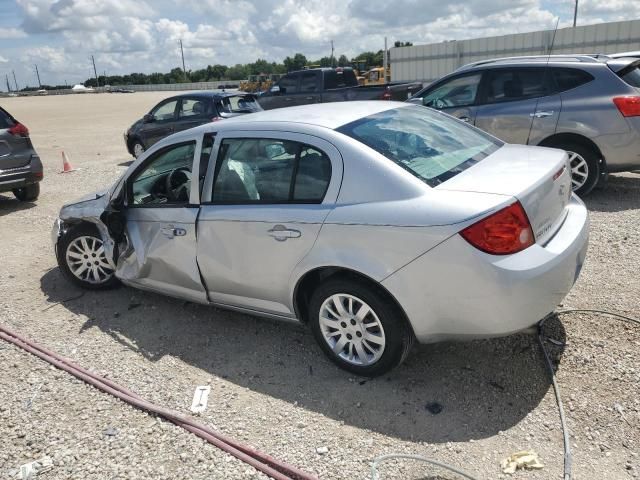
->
xmin=59 ymin=151 xmax=77 ymax=173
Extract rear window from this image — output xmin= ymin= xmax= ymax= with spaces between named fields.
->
xmin=216 ymin=95 xmax=261 ymax=114
xmin=337 ymin=106 xmax=501 ymax=187
xmin=619 ymin=65 xmax=640 ymax=87
xmin=552 ymin=68 xmax=594 ymax=92
xmin=0 ymin=108 xmax=14 ymax=129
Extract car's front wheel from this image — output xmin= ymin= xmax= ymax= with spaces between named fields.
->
xmin=57 ymin=224 xmax=119 ymax=290
xmin=13 ymin=183 xmax=40 ymax=201
xmin=309 ymin=278 xmax=414 ymax=376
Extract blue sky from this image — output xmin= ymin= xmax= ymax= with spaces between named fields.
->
xmin=1 ymin=0 xmax=638 ymax=90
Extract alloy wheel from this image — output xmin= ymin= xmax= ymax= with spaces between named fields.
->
xmin=567 ymin=151 xmax=589 ymax=191
xmin=318 ymin=293 xmax=386 ymax=366
xmin=65 ymin=235 xmax=114 ymax=285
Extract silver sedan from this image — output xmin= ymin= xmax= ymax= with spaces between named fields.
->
xmin=52 ymin=102 xmax=589 ymax=376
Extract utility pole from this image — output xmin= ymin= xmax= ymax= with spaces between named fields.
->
xmin=34 ymin=64 xmax=42 ymax=88
xmin=91 ymin=55 xmax=99 ymax=87
xmin=383 ymin=37 xmax=388 ymax=82
xmin=573 ymin=0 xmax=578 ymax=27
xmin=179 ymin=39 xmax=186 ymax=78
xmin=330 ymin=40 xmax=335 ymax=67
xmin=12 ymin=70 xmax=18 ymax=91
xmin=5 ymin=74 xmax=11 ymax=92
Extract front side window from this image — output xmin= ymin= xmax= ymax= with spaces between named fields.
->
xmin=130 ymin=142 xmax=195 ymax=205
xmin=179 ymin=98 xmax=209 ymax=119
xmin=212 ymin=138 xmax=331 ymax=204
xmin=337 ymin=106 xmax=500 ymax=187
xmin=421 ymin=73 xmax=482 ymax=109
xmin=484 ymin=68 xmax=548 ymax=103
xmin=151 ymin=100 xmax=178 ymax=122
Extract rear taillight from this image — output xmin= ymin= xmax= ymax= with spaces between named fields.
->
xmin=211 ymin=117 xmax=222 ymax=122
xmin=381 ymin=87 xmax=392 ymax=100
xmin=460 ymin=201 xmax=534 ymax=255
xmin=8 ymin=122 xmax=29 ymax=137
xmin=613 ymin=96 xmax=640 ymax=117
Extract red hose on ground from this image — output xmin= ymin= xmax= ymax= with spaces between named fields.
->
xmin=0 ymin=324 xmax=318 ymax=480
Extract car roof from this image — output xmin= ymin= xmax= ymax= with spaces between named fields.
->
xmin=456 ymin=54 xmax=610 ymax=72
xmin=205 ymin=101 xmax=409 ymax=130
xmin=166 ymin=90 xmax=252 ymax=101
xmin=609 ymin=51 xmax=640 ymax=58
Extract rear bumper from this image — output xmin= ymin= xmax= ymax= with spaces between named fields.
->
xmin=382 ymin=195 xmax=589 ymax=343
xmin=595 ymin=130 xmax=640 ymax=172
xmin=0 ymin=155 xmax=43 ymax=193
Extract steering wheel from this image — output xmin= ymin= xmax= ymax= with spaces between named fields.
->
xmin=165 ymin=167 xmax=191 ymax=202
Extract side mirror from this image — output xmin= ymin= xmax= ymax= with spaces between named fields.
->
xmin=422 ymin=97 xmax=432 ymax=107
xmin=143 ymin=113 xmax=154 ymax=123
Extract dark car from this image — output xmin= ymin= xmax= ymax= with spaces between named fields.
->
xmin=124 ymin=92 xmax=262 ymax=158
xmin=0 ymin=106 xmax=43 ymax=201
xmin=257 ymin=67 xmax=422 ymax=110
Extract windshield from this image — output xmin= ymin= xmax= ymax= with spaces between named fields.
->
xmin=216 ymin=95 xmax=261 ymax=114
xmin=337 ymin=106 xmax=501 ymax=187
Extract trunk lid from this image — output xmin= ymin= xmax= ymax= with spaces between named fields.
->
xmin=0 ymin=129 xmax=33 ymax=169
xmin=437 ymin=144 xmax=572 ymax=245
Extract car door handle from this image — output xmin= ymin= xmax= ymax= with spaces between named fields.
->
xmin=530 ymin=111 xmax=554 ymax=118
xmin=268 ymin=225 xmax=301 ymax=241
xmin=457 ymin=115 xmax=471 ymax=122
xmin=161 ymin=226 xmax=187 ymax=238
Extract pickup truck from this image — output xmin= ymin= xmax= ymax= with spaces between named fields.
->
xmin=257 ymin=67 xmax=423 ymax=110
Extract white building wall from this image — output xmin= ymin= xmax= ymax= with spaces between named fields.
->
xmin=391 ymin=20 xmax=640 ymax=84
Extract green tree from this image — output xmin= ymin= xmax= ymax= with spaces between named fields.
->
xmin=283 ymin=53 xmax=308 ymax=72
xmin=394 ymin=41 xmax=413 ymax=47
xmin=337 ymin=54 xmax=349 ymax=67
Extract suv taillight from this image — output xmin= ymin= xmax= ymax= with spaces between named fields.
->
xmin=381 ymin=87 xmax=392 ymax=100
xmin=613 ymin=96 xmax=640 ymax=117
xmin=460 ymin=201 xmax=534 ymax=255
xmin=8 ymin=122 xmax=29 ymax=137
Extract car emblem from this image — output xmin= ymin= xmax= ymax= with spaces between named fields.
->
xmin=559 ymin=184 xmax=566 ymax=196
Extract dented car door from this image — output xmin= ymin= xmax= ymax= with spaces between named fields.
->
xmin=115 ymin=137 xmax=207 ymax=303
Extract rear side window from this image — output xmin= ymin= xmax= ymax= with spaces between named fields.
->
xmin=179 ymin=98 xmax=209 ymax=119
xmin=619 ymin=65 xmax=640 ymax=87
xmin=337 ymin=106 xmax=501 ymax=187
xmin=552 ymin=68 xmax=594 ymax=92
xmin=0 ymin=109 xmax=14 ymax=129
xmin=300 ymin=72 xmax=318 ymax=92
xmin=484 ymin=68 xmax=548 ymax=103
xmin=215 ymin=95 xmax=260 ymax=114
xmin=325 ymin=69 xmax=358 ymax=89
xmin=279 ymin=74 xmax=299 ymax=94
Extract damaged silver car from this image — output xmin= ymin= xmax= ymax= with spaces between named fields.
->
xmin=53 ymin=102 xmax=589 ymax=376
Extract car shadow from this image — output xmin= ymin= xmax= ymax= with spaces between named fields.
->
xmin=0 ymin=194 xmax=36 ymax=217
xmin=39 ymin=267 xmax=566 ymax=444
xmin=584 ymin=173 xmax=640 ymax=213
xmin=117 ymin=160 xmax=134 ymax=167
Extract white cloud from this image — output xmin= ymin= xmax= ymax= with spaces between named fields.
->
xmin=2 ymin=0 xmax=639 ymax=86
xmin=0 ymin=55 xmax=8 ymax=63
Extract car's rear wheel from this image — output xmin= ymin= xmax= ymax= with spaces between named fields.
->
xmin=557 ymin=143 xmax=600 ymax=196
xmin=13 ymin=183 xmax=40 ymax=201
xmin=132 ymin=140 xmax=145 ymax=158
xmin=57 ymin=224 xmax=119 ymax=290
xmin=308 ymin=278 xmax=414 ymax=376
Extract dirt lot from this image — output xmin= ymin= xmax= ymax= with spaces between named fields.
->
xmin=0 ymin=92 xmax=638 ymax=479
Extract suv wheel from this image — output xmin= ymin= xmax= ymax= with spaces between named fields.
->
xmin=57 ymin=224 xmax=119 ymax=290
xmin=559 ymin=143 xmax=601 ymax=196
xmin=13 ymin=183 xmax=40 ymax=201
xmin=308 ymin=278 xmax=414 ymax=376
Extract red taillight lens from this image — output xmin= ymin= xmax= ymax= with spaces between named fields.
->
xmin=211 ymin=117 xmax=222 ymax=122
xmin=613 ymin=96 xmax=640 ymax=117
xmin=381 ymin=87 xmax=392 ymax=100
xmin=460 ymin=201 xmax=535 ymax=255
xmin=8 ymin=122 xmax=29 ymax=137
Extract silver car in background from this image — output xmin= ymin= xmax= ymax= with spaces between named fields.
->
xmin=408 ymin=54 xmax=640 ymax=195
xmin=52 ymin=102 xmax=589 ymax=376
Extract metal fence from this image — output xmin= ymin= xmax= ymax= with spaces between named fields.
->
xmin=390 ymin=19 xmax=640 ymax=84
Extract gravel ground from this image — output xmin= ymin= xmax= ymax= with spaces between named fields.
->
xmin=0 ymin=93 xmax=638 ymax=480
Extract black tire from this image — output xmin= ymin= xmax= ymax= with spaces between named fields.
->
xmin=308 ymin=278 xmax=414 ymax=377
xmin=13 ymin=183 xmax=40 ymax=201
xmin=57 ymin=223 xmax=120 ymax=290
xmin=131 ymin=139 xmax=145 ymax=158
xmin=550 ymin=142 xmax=600 ymax=197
